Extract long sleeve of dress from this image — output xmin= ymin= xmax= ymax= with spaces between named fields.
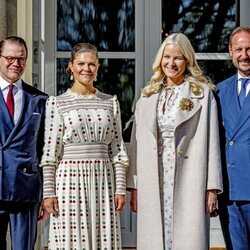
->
xmin=109 ymin=96 xmax=129 ymax=195
xmin=40 ymin=97 xmax=64 ymax=198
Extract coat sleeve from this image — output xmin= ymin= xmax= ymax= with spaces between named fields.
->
xmin=206 ymin=91 xmax=223 ymax=193
xmin=126 ymin=101 xmax=139 ymax=190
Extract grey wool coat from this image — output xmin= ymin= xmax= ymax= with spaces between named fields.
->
xmin=127 ymin=82 xmax=223 ymax=250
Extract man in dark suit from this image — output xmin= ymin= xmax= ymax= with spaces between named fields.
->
xmin=0 ymin=36 xmax=48 ymax=250
xmin=216 ymin=26 xmax=250 ymax=249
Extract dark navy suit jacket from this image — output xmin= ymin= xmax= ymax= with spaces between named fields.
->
xmin=0 ymin=81 xmax=48 ymax=202
xmin=216 ymin=74 xmax=250 ymax=201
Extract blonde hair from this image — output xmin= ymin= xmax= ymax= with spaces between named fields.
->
xmin=142 ymin=33 xmax=212 ymax=97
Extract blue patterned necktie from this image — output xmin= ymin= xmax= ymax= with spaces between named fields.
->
xmin=238 ymin=78 xmax=249 ymax=108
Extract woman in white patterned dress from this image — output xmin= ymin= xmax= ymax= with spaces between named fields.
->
xmin=40 ymin=43 xmax=129 ymax=250
xmin=127 ymin=33 xmax=223 ymax=249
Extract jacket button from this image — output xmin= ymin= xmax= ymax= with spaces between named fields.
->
xmin=23 ymin=168 xmax=27 ymax=173
xmin=229 ymin=141 xmax=234 ymax=146
xmin=177 ymin=150 xmax=184 ymax=157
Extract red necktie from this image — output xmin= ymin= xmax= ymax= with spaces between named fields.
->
xmin=6 ymin=84 xmax=14 ymax=119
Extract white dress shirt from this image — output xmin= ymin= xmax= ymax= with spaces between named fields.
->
xmin=237 ymin=72 xmax=250 ymax=96
xmin=0 ymin=75 xmax=23 ymax=124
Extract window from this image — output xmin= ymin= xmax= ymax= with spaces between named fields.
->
xmin=57 ymin=0 xmax=135 ymax=51
xmin=162 ymin=0 xmax=237 ymax=84
xmin=54 ymin=0 xmax=136 ymax=141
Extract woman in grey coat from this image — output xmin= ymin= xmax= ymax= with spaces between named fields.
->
xmin=127 ymin=33 xmax=223 ymax=250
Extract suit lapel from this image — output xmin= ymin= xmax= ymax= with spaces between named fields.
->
xmin=4 ymin=83 xmax=37 ymax=146
xmin=221 ymin=75 xmax=250 ymax=139
xmin=231 ymin=87 xmax=250 ymax=138
xmin=224 ymin=76 xmax=240 ymax=132
xmin=15 ymin=90 xmax=36 ymax=128
xmin=0 ymin=90 xmax=14 ymax=145
xmin=174 ymin=82 xmax=202 ymax=130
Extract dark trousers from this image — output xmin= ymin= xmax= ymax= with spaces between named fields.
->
xmin=0 ymin=201 xmax=40 ymax=250
xmin=219 ymin=200 xmax=250 ymax=250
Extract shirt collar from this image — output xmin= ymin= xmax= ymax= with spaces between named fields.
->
xmin=237 ymin=72 xmax=250 ymax=81
xmin=0 ymin=75 xmax=23 ymax=91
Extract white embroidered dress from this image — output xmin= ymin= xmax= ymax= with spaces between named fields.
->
xmin=40 ymin=89 xmax=129 ymax=250
xmin=157 ymin=83 xmax=186 ymax=250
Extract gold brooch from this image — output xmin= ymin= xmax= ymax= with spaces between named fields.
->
xmin=191 ymin=85 xmax=202 ymax=95
xmin=179 ymin=98 xmax=194 ymax=111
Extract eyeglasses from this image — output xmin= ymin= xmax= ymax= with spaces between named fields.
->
xmin=1 ymin=55 xmax=26 ymax=65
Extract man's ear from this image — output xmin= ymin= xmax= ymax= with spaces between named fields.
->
xmin=228 ymin=44 xmax=233 ymax=57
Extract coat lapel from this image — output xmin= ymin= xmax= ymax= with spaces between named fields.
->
xmin=140 ymin=82 xmax=203 ymax=138
xmin=174 ymin=82 xmax=202 ymax=130
xmin=141 ymin=93 xmax=159 ymax=138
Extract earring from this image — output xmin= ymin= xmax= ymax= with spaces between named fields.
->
xmin=70 ymin=74 xmax=74 ymax=81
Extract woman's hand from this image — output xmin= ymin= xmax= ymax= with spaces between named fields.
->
xmin=115 ymin=194 xmax=126 ymax=211
xmin=43 ymin=197 xmax=59 ymax=217
xmin=130 ymin=188 xmax=137 ymax=212
xmin=38 ymin=200 xmax=50 ymax=221
xmin=206 ymin=189 xmax=217 ymax=215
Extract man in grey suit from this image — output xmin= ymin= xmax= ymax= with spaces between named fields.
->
xmin=0 ymin=36 xmax=48 ymax=250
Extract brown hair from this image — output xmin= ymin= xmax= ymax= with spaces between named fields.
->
xmin=229 ymin=26 xmax=250 ymax=46
xmin=0 ymin=36 xmax=28 ymax=58
xmin=66 ymin=43 xmax=99 ymax=75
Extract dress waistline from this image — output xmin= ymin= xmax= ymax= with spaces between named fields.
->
xmin=62 ymin=143 xmax=109 ymax=159
xmin=160 ymin=130 xmax=174 ymax=138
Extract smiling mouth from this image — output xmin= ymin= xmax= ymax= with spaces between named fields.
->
xmin=82 ymin=74 xmax=93 ymax=77
xmin=10 ymin=69 xmax=21 ymax=73
xmin=240 ymin=61 xmax=250 ymax=66
xmin=167 ymin=68 xmax=178 ymax=72
xmin=240 ymin=58 xmax=250 ymax=63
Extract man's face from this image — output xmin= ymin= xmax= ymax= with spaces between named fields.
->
xmin=0 ymin=41 xmax=27 ymax=83
xmin=229 ymin=31 xmax=250 ymax=77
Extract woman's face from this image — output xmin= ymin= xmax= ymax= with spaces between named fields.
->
xmin=161 ymin=44 xmax=188 ymax=85
xmin=70 ymin=51 xmax=99 ymax=87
